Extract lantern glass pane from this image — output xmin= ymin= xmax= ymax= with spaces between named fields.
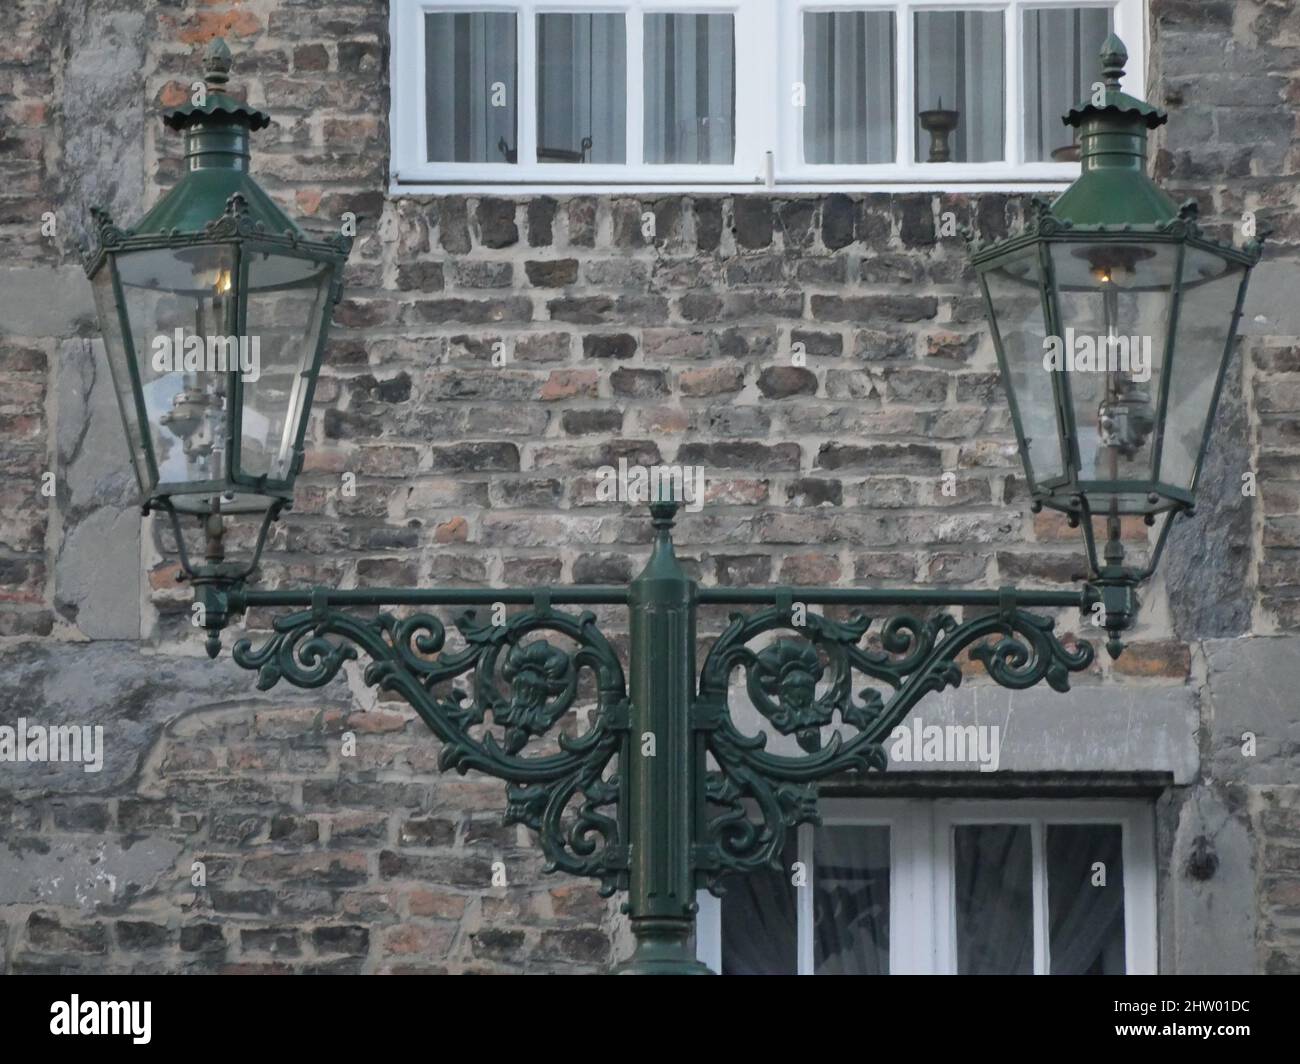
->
xmin=1160 ymin=251 xmax=1245 ymax=493
xmin=91 ymin=264 xmax=150 ymax=497
xmin=238 ymin=252 xmax=332 ymax=482
xmin=115 ymin=245 xmax=238 ymax=500
xmin=981 ymin=246 xmax=1064 ymax=488
xmin=1050 ymin=241 xmax=1178 ymax=511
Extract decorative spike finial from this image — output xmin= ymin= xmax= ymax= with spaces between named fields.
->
xmin=1100 ymin=33 xmax=1127 ymax=91
xmin=204 ymin=37 xmax=233 ymax=91
xmin=649 ymin=497 xmax=680 ymax=531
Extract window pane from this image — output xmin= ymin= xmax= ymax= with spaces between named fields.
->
xmin=914 ymin=11 xmax=1004 ymax=162
xmin=644 ymin=13 xmax=734 ymax=164
xmin=981 ymin=247 xmax=1065 ymax=487
xmin=1023 ymin=7 xmax=1113 ymax=161
xmin=1051 ymin=240 xmax=1179 ymax=500
xmin=803 ymin=11 xmax=895 ymax=164
xmin=954 ymin=824 xmax=1033 ymax=973
xmin=424 ymin=12 xmax=517 ymax=163
xmin=1047 ymin=824 xmax=1126 ymax=974
xmin=1159 ymin=255 xmax=1245 ymax=492
xmin=814 ymin=826 xmax=889 ymax=975
xmin=537 ymin=13 xmax=626 ymax=164
xmin=116 ymin=246 xmax=237 ymax=492
xmin=240 ymin=255 xmax=332 ymax=482
xmin=720 ymin=833 xmax=797 ymax=974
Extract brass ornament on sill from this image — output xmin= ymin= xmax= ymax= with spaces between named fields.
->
xmin=919 ymin=97 xmax=960 ymax=162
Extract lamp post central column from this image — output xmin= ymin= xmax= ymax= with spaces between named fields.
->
xmin=617 ymin=499 xmax=711 ymax=974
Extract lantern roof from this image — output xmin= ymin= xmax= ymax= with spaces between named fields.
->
xmin=1062 ymin=35 xmax=1167 ymax=132
xmin=968 ymin=35 xmax=1265 ymax=263
xmin=136 ymin=37 xmax=294 ymax=239
xmin=132 ymin=168 xmax=301 ymax=238
xmin=83 ymin=37 xmax=351 ymax=277
xmin=161 ymin=37 xmax=272 ymax=133
xmin=1049 ymin=35 xmax=1178 ymax=228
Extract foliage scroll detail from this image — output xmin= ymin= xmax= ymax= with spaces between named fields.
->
xmin=695 ymin=605 xmax=1093 ymax=893
xmin=231 ymin=605 xmax=629 ymax=895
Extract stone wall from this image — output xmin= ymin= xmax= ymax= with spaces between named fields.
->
xmin=0 ymin=0 xmax=1296 ymax=973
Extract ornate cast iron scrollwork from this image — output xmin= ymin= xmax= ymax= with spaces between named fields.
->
xmin=695 ymin=604 xmax=1094 ymax=892
xmin=230 ymin=604 xmax=630 ymax=895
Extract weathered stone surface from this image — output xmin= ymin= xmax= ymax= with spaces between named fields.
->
xmin=54 ymin=339 xmax=140 ymax=638
xmin=0 ymin=270 xmax=95 ymax=337
xmin=60 ymin=4 xmax=149 ymax=259
xmin=1165 ymin=364 xmax=1251 ymax=638
xmin=0 ymin=640 xmax=340 ymax=795
xmin=1159 ymin=785 xmax=1257 ymax=975
xmin=1205 ymin=637 xmax=1300 ymax=786
xmin=0 ymin=836 xmax=183 ymax=908
xmin=731 ymin=681 xmax=1199 ymax=781
xmin=0 ymin=0 xmax=1297 ymax=975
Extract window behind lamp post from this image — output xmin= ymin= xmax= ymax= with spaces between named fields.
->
xmin=390 ymin=0 xmax=1144 ymax=189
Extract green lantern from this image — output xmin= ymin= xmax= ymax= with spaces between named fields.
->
xmin=971 ymin=35 xmax=1263 ymax=639
xmin=84 ymin=38 xmax=351 ymax=547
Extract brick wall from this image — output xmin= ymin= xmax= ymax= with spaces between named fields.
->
xmin=0 ymin=0 xmax=1297 ymax=973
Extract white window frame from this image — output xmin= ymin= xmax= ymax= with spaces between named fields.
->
xmin=390 ymin=0 xmax=771 ymax=190
xmin=391 ymin=0 xmax=1145 ymax=193
xmin=696 ymin=797 xmax=1158 ymax=975
xmin=777 ymin=0 xmax=1144 ymax=186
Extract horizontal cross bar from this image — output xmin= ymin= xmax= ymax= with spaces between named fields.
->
xmin=697 ymin=586 xmax=1091 ymax=609
xmin=229 ymin=586 xmax=629 ymax=610
xmin=227 ymin=584 xmax=1091 ymax=613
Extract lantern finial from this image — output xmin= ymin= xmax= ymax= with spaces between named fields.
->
xmin=161 ymin=36 xmax=271 ymax=134
xmin=203 ymin=37 xmax=233 ymax=91
xmin=1099 ymin=33 xmax=1127 ymax=90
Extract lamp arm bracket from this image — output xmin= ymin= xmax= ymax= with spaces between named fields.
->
xmin=227 ymin=598 xmax=632 ymax=896
xmin=694 ymin=601 xmax=1095 ymax=891
xmin=208 ymin=579 xmax=1093 ymax=897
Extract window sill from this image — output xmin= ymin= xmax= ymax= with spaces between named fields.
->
xmin=388 ymin=176 xmax=1075 ymax=197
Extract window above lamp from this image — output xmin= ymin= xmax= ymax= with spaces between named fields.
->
xmin=389 ymin=0 xmax=1146 ymax=193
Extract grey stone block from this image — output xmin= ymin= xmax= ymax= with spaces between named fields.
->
xmin=728 ymin=680 xmax=1200 ymax=782
xmin=54 ymin=338 xmax=140 ymax=639
xmin=0 ymin=640 xmax=344 ymax=797
xmin=1205 ymin=637 xmax=1300 ymax=785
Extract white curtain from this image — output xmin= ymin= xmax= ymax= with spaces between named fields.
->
xmin=915 ymin=11 xmax=1004 ymax=162
xmin=537 ymin=13 xmax=626 ymax=163
xmin=644 ymin=13 xmax=734 ymax=164
xmin=720 ymin=833 xmax=798 ymax=975
xmin=804 ymin=11 xmax=895 ymax=164
xmin=424 ymin=12 xmax=517 ymax=163
xmin=1024 ymin=7 xmax=1112 ymax=161
xmin=719 ymin=826 xmax=890 ymax=975
xmin=813 ymin=826 xmax=890 ymax=975
xmin=954 ymin=824 xmax=1035 ymax=973
xmin=1047 ymin=824 xmax=1127 ymax=974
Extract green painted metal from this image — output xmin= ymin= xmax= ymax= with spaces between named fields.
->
xmin=229 ymin=588 xmax=631 ymax=893
xmin=194 ymin=497 xmax=1101 ymax=973
xmin=968 ymin=33 xmax=1265 ymax=658
xmin=83 ymin=34 xmax=1253 ymax=974
xmin=137 ymin=38 xmax=286 ymax=238
xmin=83 ymin=38 xmax=351 ymax=520
xmin=1052 ymin=35 xmax=1175 ymax=229
xmin=618 ymin=499 xmax=710 ymax=974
